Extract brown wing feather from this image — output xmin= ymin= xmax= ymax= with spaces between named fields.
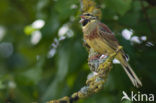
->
xmin=98 ymin=22 xmax=128 ymax=60
xmin=99 ymin=23 xmax=112 ymax=33
xmin=98 ymin=23 xmax=119 ymax=50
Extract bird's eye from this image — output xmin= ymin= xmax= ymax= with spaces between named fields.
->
xmin=86 ymin=13 xmax=90 ymax=16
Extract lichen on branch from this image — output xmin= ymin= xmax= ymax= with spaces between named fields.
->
xmin=80 ymin=0 xmax=102 ymax=19
xmin=47 ymin=0 xmax=122 ymax=103
xmin=48 ymin=46 xmax=122 ymax=103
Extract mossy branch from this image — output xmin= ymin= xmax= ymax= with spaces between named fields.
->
xmin=47 ymin=46 xmax=122 ymax=103
xmin=47 ymin=0 xmax=122 ymax=103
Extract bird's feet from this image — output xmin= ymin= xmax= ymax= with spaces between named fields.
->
xmin=88 ymin=54 xmax=101 ymax=61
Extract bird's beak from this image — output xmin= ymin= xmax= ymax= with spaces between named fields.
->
xmin=80 ymin=15 xmax=85 ymax=19
xmin=79 ymin=15 xmax=85 ymax=23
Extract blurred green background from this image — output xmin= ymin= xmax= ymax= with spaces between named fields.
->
xmin=0 ymin=0 xmax=156 ymax=103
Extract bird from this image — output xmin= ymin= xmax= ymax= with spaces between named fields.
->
xmin=80 ymin=13 xmax=142 ymax=88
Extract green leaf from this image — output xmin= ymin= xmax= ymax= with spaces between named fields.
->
xmin=67 ymin=74 xmax=76 ymax=87
xmin=104 ymin=0 xmax=132 ymax=15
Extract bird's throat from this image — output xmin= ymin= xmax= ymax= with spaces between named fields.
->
xmin=82 ymin=20 xmax=97 ymax=35
xmin=82 ymin=19 xmax=90 ymax=26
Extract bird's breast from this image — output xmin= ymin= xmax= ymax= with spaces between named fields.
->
xmin=84 ymin=36 xmax=114 ymax=55
xmin=85 ymin=38 xmax=108 ymax=54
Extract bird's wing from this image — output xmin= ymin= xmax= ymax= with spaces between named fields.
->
xmin=98 ymin=23 xmax=128 ymax=60
xmin=97 ymin=23 xmax=119 ymax=50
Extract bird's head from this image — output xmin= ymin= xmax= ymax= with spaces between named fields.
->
xmin=80 ymin=13 xmax=97 ymax=26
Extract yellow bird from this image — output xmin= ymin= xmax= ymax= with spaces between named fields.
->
xmin=80 ymin=13 xmax=142 ymax=88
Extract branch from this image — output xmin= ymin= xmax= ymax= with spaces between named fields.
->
xmin=80 ymin=0 xmax=102 ymax=19
xmin=47 ymin=0 xmax=123 ymax=103
xmin=47 ymin=46 xmax=122 ymax=103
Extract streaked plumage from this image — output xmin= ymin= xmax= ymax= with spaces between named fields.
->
xmin=80 ymin=13 xmax=142 ymax=88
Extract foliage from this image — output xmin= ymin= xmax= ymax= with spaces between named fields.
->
xmin=0 ymin=0 xmax=156 ymax=103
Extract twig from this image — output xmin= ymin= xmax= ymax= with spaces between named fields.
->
xmin=47 ymin=0 xmax=122 ymax=102
xmin=47 ymin=46 xmax=122 ymax=103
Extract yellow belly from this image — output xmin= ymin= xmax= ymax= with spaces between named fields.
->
xmin=86 ymin=38 xmax=114 ymax=55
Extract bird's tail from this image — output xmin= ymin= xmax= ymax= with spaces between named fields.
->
xmin=117 ymin=53 xmax=142 ymax=88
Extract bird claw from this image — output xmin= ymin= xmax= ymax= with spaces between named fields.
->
xmin=89 ymin=54 xmax=101 ymax=61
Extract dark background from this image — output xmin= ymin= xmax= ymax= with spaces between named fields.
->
xmin=0 ymin=0 xmax=156 ymax=103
